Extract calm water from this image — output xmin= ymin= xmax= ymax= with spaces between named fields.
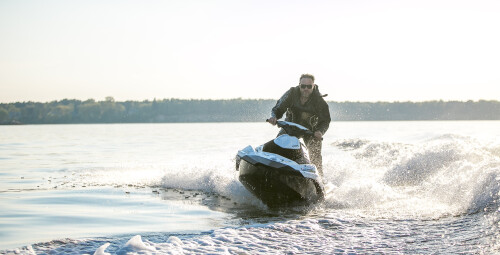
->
xmin=0 ymin=121 xmax=499 ymax=254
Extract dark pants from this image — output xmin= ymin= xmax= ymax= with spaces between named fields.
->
xmin=277 ymin=129 xmax=323 ymax=176
xmin=304 ymin=136 xmax=323 ymax=176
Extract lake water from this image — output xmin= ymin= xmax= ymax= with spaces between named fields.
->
xmin=0 ymin=121 xmax=499 ymax=254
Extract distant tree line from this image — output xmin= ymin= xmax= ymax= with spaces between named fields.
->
xmin=0 ymin=97 xmax=499 ymax=124
xmin=332 ymin=100 xmax=500 ymax=121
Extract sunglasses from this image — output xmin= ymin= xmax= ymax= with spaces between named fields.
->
xmin=300 ymin=84 xmax=313 ymax=89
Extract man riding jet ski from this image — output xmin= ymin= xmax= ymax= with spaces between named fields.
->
xmin=235 ymin=120 xmax=325 ymax=207
xmin=267 ymin=73 xmax=331 ymax=176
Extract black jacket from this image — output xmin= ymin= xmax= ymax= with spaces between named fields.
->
xmin=271 ymin=85 xmax=331 ymax=135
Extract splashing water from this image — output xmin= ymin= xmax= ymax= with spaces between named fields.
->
xmin=327 ymin=133 xmax=500 ymax=218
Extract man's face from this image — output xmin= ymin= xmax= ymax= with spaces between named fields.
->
xmin=299 ymin=77 xmax=315 ymax=98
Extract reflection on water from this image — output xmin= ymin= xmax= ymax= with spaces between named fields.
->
xmin=0 ymin=187 xmax=229 ymax=249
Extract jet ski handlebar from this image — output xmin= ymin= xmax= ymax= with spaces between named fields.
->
xmin=266 ymin=119 xmax=322 ymax=140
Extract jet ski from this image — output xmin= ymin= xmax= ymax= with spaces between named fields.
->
xmin=235 ymin=120 xmax=325 ymax=207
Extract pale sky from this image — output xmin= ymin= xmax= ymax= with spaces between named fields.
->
xmin=1 ymin=0 xmax=499 ymax=103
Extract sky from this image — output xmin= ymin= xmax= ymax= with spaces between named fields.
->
xmin=1 ymin=0 xmax=499 ymax=103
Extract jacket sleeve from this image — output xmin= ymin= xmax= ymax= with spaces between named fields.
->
xmin=316 ymin=99 xmax=331 ymax=134
xmin=271 ymin=88 xmax=293 ymax=119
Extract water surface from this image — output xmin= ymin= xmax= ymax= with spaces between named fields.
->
xmin=1 ymin=122 xmax=499 ymax=254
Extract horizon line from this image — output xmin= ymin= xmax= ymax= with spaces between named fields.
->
xmin=1 ymin=97 xmax=498 ymax=104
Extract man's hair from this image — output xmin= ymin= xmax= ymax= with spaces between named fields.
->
xmin=299 ymin=73 xmax=315 ymax=83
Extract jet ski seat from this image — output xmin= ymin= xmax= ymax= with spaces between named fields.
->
xmin=262 ymin=139 xmax=310 ymax=164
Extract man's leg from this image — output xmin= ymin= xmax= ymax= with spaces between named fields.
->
xmin=306 ymin=138 xmax=323 ymax=176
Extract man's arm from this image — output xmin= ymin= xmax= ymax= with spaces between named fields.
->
xmin=269 ymin=88 xmax=293 ymax=125
xmin=315 ymin=99 xmax=331 ymax=135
